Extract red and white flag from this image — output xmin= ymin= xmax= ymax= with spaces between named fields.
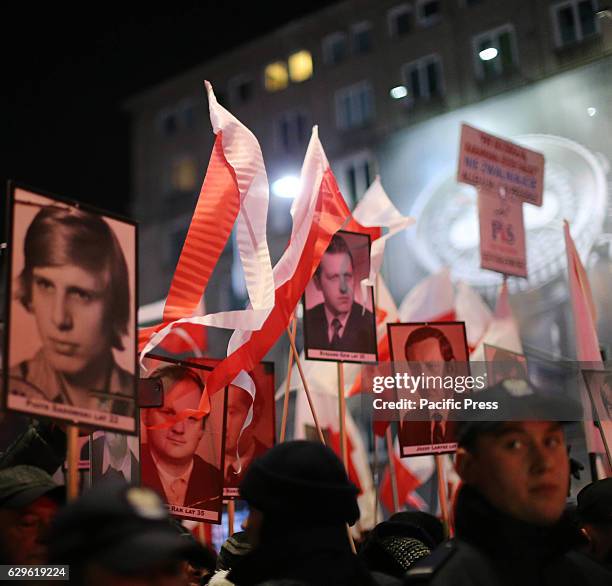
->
xmin=564 ymin=220 xmax=610 ymax=459
xmin=202 ymin=128 xmax=351 ymax=401
xmin=471 ymin=280 xmax=522 ymax=360
xmin=398 ymin=268 xmax=456 ymax=323
xmin=380 ymin=438 xmax=434 ymax=513
xmin=139 ymin=81 xmax=274 ymax=362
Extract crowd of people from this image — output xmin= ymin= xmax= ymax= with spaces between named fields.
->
xmin=1 ymin=379 xmax=612 ymax=585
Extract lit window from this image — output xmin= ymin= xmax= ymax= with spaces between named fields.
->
xmin=333 ymin=151 xmax=377 ymax=206
xmin=172 ymin=157 xmax=198 ymax=192
xmin=352 ymin=22 xmax=372 ymax=54
xmin=551 ymin=0 xmax=599 ymax=47
xmin=388 ymin=4 xmax=412 ymax=37
xmin=402 ymin=54 xmax=444 ymax=102
xmin=229 ymin=75 xmax=254 ymax=105
xmin=323 ymin=33 xmax=348 ymax=65
xmin=472 ymin=24 xmax=518 ymax=79
xmin=265 ymin=62 xmax=289 ymax=92
xmin=288 ymin=50 xmax=313 ymax=82
xmin=335 ymin=81 xmax=375 ymax=130
xmin=277 ymin=111 xmax=310 ymax=154
xmin=416 ymin=0 xmax=441 ymax=27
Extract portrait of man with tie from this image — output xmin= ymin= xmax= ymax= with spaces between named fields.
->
xmin=303 ymin=231 xmax=377 ymax=363
xmin=388 ymin=322 xmax=469 ymax=456
xmin=140 ymin=364 xmax=223 ymax=519
xmin=90 ymin=431 xmax=139 ymax=484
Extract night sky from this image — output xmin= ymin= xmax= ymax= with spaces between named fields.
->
xmin=2 ymin=2 xmax=336 ymax=227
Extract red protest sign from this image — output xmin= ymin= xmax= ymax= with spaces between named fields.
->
xmin=458 ymin=123 xmax=544 ymax=206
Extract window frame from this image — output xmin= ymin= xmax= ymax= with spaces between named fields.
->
xmin=401 ymin=53 xmax=445 ymax=103
xmin=351 ymin=21 xmax=373 ymax=54
xmin=416 ymin=0 xmax=442 ymax=28
xmin=472 ymin=23 xmax=519 ymax=80
xmin=550 ymin=0 xmax=600 ymax=48
xmin=322 ymin=32 xmax=349 ymax=65
xmin=275 ymin=109 xmax=311 ymax=154
xmin=334 ymin=80 xmax=375 ymax=130
xmin=388 ymin=3 xmax=413 ymax=37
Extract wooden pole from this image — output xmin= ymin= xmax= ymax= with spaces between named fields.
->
xmin=197 ymin=522 xmax=206 ymax=545
xmin=337 ymin=362 xmax=348 ymax=468
xmin=286 ymin=327 xmax=326 ymax=445
xmin=435 ymin=454 xmax=450 ymax=535
xmin=227 ymin=499 xmax=235 ymax=537
xmin=385 ymin=426 xmax=400 ymax=512
xmin=280 ymin=315 xmax=298 ymax=442
xmin=66 ymin=425 xmax=80 ymax=501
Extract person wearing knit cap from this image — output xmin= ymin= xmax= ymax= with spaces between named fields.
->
xmin=404 ymin=378 xmax=611 ymax=585
xmin=576 ymin=478 xmax=612 ymax=570
xmin=226 ymin=440 xmax=395 ymax=586
xmin=0 ymin=465 xmax=64 ymax=565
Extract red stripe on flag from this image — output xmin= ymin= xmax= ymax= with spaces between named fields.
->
xmin=202 ymin=168 xmax=351 ymax=398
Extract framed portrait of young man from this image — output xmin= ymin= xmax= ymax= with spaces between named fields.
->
xmin=582 ymin=369 xmax=612 ymax=461
xmin=90 ymin=430 xmax=140 ymax=486
xmin=303 ymin=230 xmax=377 ymax=364
xmin=388 ymin=321 xmax=469 ymax=456
xmin=3 ymin=183 xmax=138 ymax=433
xmin=139 ymin=354 xmax=226 ymax=523
xmin=484 ymin=344 xmax=528 ymax=385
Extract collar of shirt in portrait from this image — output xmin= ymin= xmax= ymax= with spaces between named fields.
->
xmin=101 ymin=439 xmax=133 ymax=481
xmin=150 ymin=448 xmax=194 ymax=507
xmin=324 ymin=306 xmax=351 ymax=344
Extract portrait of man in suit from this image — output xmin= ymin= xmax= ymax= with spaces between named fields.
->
xmin=90 ymin=431 xmax=139 ymax=484
xmin=389 ymin=323 xmax=468 ymax=456
xmin=140 ymin=364 xmax=222 ymax=514
xmin=304 ymin=232 xmax=376 ymax=361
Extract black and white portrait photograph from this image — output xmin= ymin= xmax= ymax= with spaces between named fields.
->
xmin=389 ymin=322 xmax=469 ymax=456
xmin=140 ymin=355 xmax=225 ymax=522
xmin=3 ymin=184 xmax=137 ymax=432
xmin=303 ymin=230 xmax=377 ymax=363
xmin=90 ymin=430 xmax=140 ymax=485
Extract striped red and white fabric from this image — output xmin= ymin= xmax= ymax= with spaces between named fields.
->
xmin=200 ymin=128 xmax=352 ymax=403
xmin=564 ymin=220 xmax=610 ymax=461
xmin=139 ymin=81 xmax=274 ymax=363
xmin=398 ymin=268 xmax=456 ymax=324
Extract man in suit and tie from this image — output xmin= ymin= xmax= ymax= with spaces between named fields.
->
xmin=304 ymin=233 xmax=376 ymax=356
xmin=91 ymin=432 xmax=139 ymax=484
xmin=400 ymin=326 xmax=458 ymax=454
xmin=140 ymin=364 xmax=222 ymax=511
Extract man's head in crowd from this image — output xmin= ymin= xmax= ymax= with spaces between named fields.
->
xmin=313 ymin=234 xmax=355 ymax=319
xmin=455 ymin=380 xmax=572 ymax=526
xmin=144 ymin=365 xmax=208 ymax=471
xmin=239 ymin=440 xmax=359 ymax=547
xmin=577 ymin=478 xmax=612 ymax=565
xmin=0 ymin=465 xmax=63 ymax=564
xmin=17 ymin=206 xmax=129 ymax=380
xmin=48 ymin=480 xmax=207 ymax=585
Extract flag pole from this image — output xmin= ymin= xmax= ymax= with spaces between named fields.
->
xmin=435 ymin=454 xmax=450 ymax=535
xmin=286 ymin=327 xmax=326 ymax=445
xmin=372 ymin=431 xmax=380 ymax=525
xmin=66 ymin=425 xmax=80 ymax=501
xmin=337 ymin=362 xmax=348 ymax=468
xmin=228 ymin=500 xmax=235 ymax=536
xmin=385 ymin=426 xmax=400 ymax=512
xmin=280 ymin=313 xmax=298 ymax=442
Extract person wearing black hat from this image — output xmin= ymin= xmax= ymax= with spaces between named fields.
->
xmin=47 ymin=478 xmax=209 ymax=585
xmin=0 ymin=465 xmax=64 ymax=565
xmin=226 ymin=440 xmax=393 ymax=586
xmin=404 ymin=378 xmax=611 ymax=585
xmin=576 ymin=478 xmax=612 ymax=570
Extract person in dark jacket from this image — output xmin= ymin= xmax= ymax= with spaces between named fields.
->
xmin=404 ymin=378 xmax=611 ymax=585
xmin=576 ymin=477 xmax=612 ymax=570
xmin=227 ymin=440 xmax=395 ymax=586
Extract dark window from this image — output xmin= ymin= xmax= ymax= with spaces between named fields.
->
xmin=353 ymin=25 xmax=372 ymax=54
xmin=559 ymin=6 xmax=578 ymax=44
xmin=395 ymin=11 xmax=412 ymax=35
xmin=578 ymin=0 xmax=597 ymax=37
xmin=163 ymin=114 xmax=177 ymax=136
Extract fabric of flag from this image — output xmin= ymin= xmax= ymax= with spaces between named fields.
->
xmin=380 ymin=438 xmax=434 ymax=513
xmin=564 ymin=220 xmax=610 ymax=458
xmin=398 ymin=268 xmax=456 ymax=323
xmin=454 ymin=281 xmax=492 ymax=353
xmin=139 ymin=81 xmax=275 ymax=362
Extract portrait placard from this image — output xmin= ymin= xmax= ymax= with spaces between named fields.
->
xmin=3 ymin=183 xmax=138 ymax=433
xmin=484 ymin=344 xmax=528 ymax=385
xmin=582 ymin=369 xmax=612 ymax=461
xmin=139 ymin=354 xmax=226 ymax=523
xmin=90 ymin=430 xmax=140 ymax=485
xmin=388 ymin=322 xmax=469 ymax=456
xmin=303 ymin=230 xmax=377 ymax=364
